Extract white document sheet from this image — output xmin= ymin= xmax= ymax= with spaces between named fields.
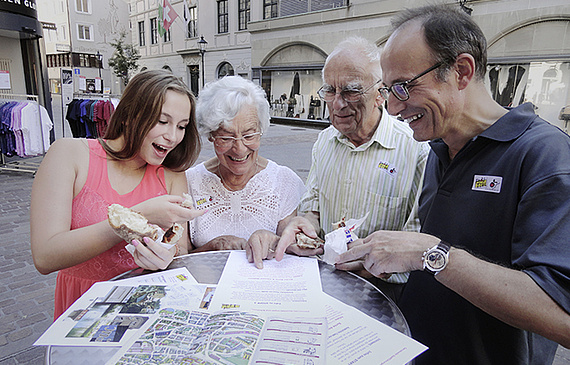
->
xmin=208 ymin=251 xmax=323 ymax=316
xmin=324 ymin=294 xmax=428 ymax=365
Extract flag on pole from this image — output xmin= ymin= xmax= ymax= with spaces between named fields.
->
xmin=158 ymin=0 xmax=178 ymax=36
xmin=183 ymin=0 xmax=190 ymax=29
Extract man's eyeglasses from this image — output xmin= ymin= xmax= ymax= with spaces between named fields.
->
xmin=317 ymin=80 xmax=381 ymax=103
xmin=212 ymin=132 xmax=262 ymax=148
xmin=379 ymin=62 xmax=444 ymax=101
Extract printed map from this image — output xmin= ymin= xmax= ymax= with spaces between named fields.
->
xmin=113 ymin=309 xmax=264 ymax=365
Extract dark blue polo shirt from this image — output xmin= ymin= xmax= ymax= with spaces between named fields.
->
xmin=400 ymin=103 xmax=570 ymax=364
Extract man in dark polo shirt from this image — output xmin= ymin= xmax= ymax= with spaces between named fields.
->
xmin=335 ymin=4 xmax=570 ymax=364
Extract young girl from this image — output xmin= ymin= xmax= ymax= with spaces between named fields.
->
xmin=31 ymin=70 xmax=203 ymax=319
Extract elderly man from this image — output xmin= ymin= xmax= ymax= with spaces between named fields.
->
xmin=278 ymin=37 xmax=428 ymax=300
xmin=335 ymin=4 xmax=570 ymax=364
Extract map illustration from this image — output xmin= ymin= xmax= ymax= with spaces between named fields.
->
xmin=113 ymin=309 xmax=264 ymax=365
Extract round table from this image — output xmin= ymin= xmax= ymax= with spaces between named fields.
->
xmin=47 ymin=251 xmax=410 ymax=364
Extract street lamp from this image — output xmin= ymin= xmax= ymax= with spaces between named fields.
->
xmin=198 ymin=35 xmax=208 ymax=87
xmin=96 ymin=51 xmax=103 ymax=93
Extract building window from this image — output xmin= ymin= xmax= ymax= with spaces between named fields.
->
xmin=59 ymin=24 xmax=67 ymax=41
xmin=238 ymin=0 xmax=250 ymax=31
xmin=150 ymin=18 xmax=158 ymax=44
xmin=79 ymin=53 xmax=88 ymax=67
xmin=75 ymin=0 xmax=90 ymax=14
xmin=163 ymin=29 xmax=171 ymax=42
xmin=217 ymin=62 xmax=234 ymax=79
xmin=187 ymin=6 xmax=197 ymax=38
xmin=138 ymin=21 xmax=145 ymax=46
xmin=264 ymin=0 xmax=278 ymax=19
xmin=77 ymin=24 xmax=92 ymax=41
xmin=217 ymin=0 xmax=228 ymax=34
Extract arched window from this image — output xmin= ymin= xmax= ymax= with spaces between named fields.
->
xmin=162 ymin=65 xmax=172 ymax=72
xmin=217 ymin=62 xmax=234 ymax=79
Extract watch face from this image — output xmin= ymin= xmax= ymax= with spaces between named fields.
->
xmin=427 ymin=251 xmax=446 ymax=270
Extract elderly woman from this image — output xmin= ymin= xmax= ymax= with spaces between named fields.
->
xmin=185 ymin=76 xmax=313 ymax=268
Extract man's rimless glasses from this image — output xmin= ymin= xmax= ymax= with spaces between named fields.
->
xmin=379 ymin=61 xmax=444 ymax=101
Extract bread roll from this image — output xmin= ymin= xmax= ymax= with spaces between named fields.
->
xmin=107 ymin=204 xmax=183 ymax=246
xmin=295 ymin=232 xmax=324 ymax=249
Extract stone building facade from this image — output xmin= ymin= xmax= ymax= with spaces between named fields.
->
xmin=131 ymin=0 xmax=569 ymax=130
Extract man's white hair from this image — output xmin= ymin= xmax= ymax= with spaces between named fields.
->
xmin=323 ymin=36 xmax=382 ymax=83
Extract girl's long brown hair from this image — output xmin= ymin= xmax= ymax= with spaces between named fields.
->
xmin=101 ymin=69 xmax=200 ymax=171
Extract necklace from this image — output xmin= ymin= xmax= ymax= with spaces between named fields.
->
xmin=218 ymin=157 xmax=260 ymax=191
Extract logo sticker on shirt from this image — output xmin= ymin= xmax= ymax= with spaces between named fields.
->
xmin=377 ymin=161 xmax=397 ymax=178
xmin=195 ymin=196 xmax=214 ymax=209
xmin=472 ymin=175 xmax=502 ymax=193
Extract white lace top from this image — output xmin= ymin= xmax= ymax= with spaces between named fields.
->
xmin=185 ymin=160 xmax=306 ymax=247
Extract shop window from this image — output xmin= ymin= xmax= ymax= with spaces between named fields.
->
xmin=138 ymin=21 xmax=145 ymax=46
xmin=217 ymin=0 xmax=228 ymax=33
xmin=217 ymin=62 xmax=234 ymax=79
xmin=238 ymin=0 xmax=250 ymax=31
xmin=264 ymin=69 xmax=324 ymax=120
xmin=487 ymin=62 xmax=570 ymax=129
xmin=186 ymin=6 xmax=198 ymax=38
xmin=150 ymin=18 xmax=158 ymax=44
xmin=77 ymin=24 xmax=93 ymax=41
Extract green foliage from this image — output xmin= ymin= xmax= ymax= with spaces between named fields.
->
xmin=107 ymin=31 xmax=141 ymax=86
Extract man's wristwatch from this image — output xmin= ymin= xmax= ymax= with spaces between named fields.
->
xmin=422 ymin=241 xmax=451 ymax=275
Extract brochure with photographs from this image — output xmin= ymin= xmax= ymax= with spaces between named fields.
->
xmin=34 ymin=279 xmax=215 ymax=347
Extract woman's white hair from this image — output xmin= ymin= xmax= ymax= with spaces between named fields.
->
xmin=196 ymin=76 xmax=271 ymax=137
xmin=323 ymin=36 xmax=382 ymax=82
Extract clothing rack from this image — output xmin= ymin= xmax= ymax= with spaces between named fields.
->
xmin=71 ymin=92 xmax=121 ymax=99
xmin=66 ymin=94 xmax=120 ymax=139
xmin=0 ymin=94 xmax=46 ymax=174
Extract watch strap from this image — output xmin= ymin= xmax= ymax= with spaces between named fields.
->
xmin=422 ymin=240 xmax=451 ymax=275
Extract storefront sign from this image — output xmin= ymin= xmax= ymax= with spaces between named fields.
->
xmin=78 ymin=75 xmax=86 ymax=91
xmin=95 ymin=77 xmax=102 ymax=93
xmin=61 ymin=69 xmax=73 ymax=105
xmin=0 ymin=70 xmax=10 ymax=89
xmin=0 ymin=0 xmax=38 ymax=19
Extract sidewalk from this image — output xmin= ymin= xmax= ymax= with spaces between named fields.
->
xmin=0 ymin=124 xmax=569 ymax=364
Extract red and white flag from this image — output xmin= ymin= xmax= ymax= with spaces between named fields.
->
xmin=158 ymin=0 xmax=178 ymax=36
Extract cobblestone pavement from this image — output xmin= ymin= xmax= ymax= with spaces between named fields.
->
xmin=1 ymin=124 xmax=569 ymax=364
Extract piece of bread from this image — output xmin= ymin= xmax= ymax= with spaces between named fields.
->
xmin=295 ymin=232 xmax=324 ymax=249
xmin=181 ymin=193 xmax=193 ymax=208
xmin=162 ymin=223 xmax=183 ymax=244
xmin=107 ymin=204 xmax=183 ymax=246
xmin=108 ymin=204 xmax=163 ymax=243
